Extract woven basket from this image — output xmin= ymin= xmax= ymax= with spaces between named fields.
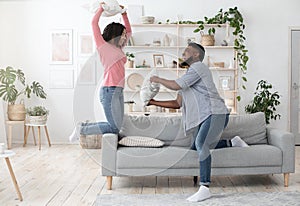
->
xmin=7 ymin=103 xmax=26 ymax=121
xmin=80 ymin=134 xmax=102 ymax=149
xmin=27 ymin=115 xmax=47 ymax=125
xmin=200 ymin=32 xmax=215 ymax=46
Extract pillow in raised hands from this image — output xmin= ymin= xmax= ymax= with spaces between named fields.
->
xmin=83 ymin=0 xmax=126 ymax=16
xmin=140 ymin=69 xmax=160 ymax=106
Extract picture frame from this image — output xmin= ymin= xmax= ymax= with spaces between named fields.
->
xmin=219 ymin=76 xmax=231 ymax=90
xmin=50 ymin=29 xmax=73 ymax=64
xmin=153 ymin=54 xmax=164 ymax=67
xmin=77 ymin=57 xmax=97 ymax=85
xmin=49 ymin=69 xmax=74 ymax=89
xmin=78 ymin=33 xmax=95 ymax=56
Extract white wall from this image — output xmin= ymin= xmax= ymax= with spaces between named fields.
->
xmin=1 ymin=0 xmax=299 ymax=143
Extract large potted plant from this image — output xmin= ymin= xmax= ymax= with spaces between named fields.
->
xmin=245 ymin=80 xmax=281 ymax=124
xmin=0 ymin=66 xmax=47 ymax=121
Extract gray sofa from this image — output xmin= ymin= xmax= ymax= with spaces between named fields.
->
xmin=101 ymin=112 xmax=295 ymax=190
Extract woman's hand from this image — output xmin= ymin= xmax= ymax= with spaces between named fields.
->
xmin=120 ymin=5 xmax=127 ymax=14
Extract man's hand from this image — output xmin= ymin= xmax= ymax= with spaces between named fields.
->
xmin=150 ymin=76 xmax=160 ymax=83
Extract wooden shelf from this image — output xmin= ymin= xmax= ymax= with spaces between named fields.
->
xmin=209 ymin=67 xmax=236 ymax=71
xmin=125 ymin=67 xmax=187 ymax=71
xmin=126 ymin=45 xmax=235 ymax=49
xmin=131 ymin=23 xmax=228 ymax=27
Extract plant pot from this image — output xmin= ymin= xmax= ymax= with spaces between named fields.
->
xmin=127 ymin=60 xmax=134 ymax=68
xmin=7 ymin=104 xmax=26 ymax=121
xmin=27 ymin=115 xmax=47 ymax=125
xmin=200 ymin=31 xmax=215 ymax=46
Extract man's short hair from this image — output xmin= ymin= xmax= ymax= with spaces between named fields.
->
xmin=188 ymin=42 xmax=205 ymax=62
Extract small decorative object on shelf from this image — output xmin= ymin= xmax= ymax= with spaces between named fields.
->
xmin=200 ymin=31 xmax=215 ymax=46
xmin=213 ymin=62 xmax=225 ymax=68
xmin=219 ymin=76 xmax=231 ymax=90
xmin=126 ymin=52 xmax=135 ymax=68
xmin=153 ymin=38 xmax=161 ymax=46
xmin=221 ymin=40 xmax=228 ymax=46
xmin=153 ymin=54 xmax=164 ymax=67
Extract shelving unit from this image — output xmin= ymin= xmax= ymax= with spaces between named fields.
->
xmin=124 ymin=23 xmax=239 ymax=115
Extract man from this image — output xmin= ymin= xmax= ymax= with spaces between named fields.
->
xmin=149 ymin=42 xmax=248 ymax=202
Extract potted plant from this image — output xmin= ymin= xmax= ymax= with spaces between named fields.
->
xmin=126 ymin=52 xmax=135 ymax=68
xmin=0 ymin=66 xmax=47 ymax=120
xmin=26 ymin=106 xmax=49 ymax=125
xmin=245 ymin=80 xmax=281 ymax=124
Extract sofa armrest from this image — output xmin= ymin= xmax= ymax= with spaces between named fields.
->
xmin=267 ymin=126 xmax=295 ymax=173
xmin=101 ymin=133 xmax=118 ymax=176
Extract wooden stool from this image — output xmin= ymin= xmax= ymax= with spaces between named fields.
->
xmin=24 ymin=123 xmax=51 ymax=150
xmin=5 ymin=120 xmax=25 ymax=149
xmin=0 ymin=150 xmax=23 ymax=201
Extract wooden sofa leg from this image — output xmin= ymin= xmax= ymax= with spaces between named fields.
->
xmin=284 ymin=173 xmax=289 ymax=187
xmin=107 ymin=176 xmax=112 ymax=190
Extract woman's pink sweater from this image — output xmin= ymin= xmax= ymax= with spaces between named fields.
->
xmin=92 ymin=7 xmax=131 ymax=87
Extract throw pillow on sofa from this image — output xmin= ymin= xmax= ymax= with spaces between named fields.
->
xmin=221 ymin=112 xmax=267 ymax=144
xmin=118 ymin=136 xmax=164 ymax=147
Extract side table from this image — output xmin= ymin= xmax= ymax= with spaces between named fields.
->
xmin=0 ymin=150 xmax=23 ymax=201
xmin=24 ymin=123 xmax=51 ymax=150
xmin=5 ymin=120 xmax=25 ymax=149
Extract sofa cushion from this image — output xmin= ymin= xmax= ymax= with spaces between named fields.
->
xmin=221 ymin=112 xmax=267 ymax=144
xmin=117 ymin=145 xmax=282 ymax=169
xmin=120 ymin=114 xmax=192 ymax=147
xmin=119 ymin=136 xmax=164 ymax=147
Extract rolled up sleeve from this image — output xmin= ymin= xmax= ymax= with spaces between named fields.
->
xmin=175 ymin=67 xmax=201 ymax=90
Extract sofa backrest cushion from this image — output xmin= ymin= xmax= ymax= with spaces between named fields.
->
xmin=120 ymin=114 xmax=192 ymax=147
xmin=221 ymin=112 xmax=267 ymax=144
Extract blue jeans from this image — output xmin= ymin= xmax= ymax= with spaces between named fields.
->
xmin=80 ymin=86 xmax=124 ymax=135
xmin=191 ymin=114 xmax=230 ymax=186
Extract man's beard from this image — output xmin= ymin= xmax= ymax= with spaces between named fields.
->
xmin=180 ymin=56 xmax=193 ymax=67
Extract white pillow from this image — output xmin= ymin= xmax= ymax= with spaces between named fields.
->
xmin=118 ymin=136 xmax=164 ymax=147
xmin=82 ymin=0 xmax=126 ymax=16
xmin=140 ymin=69 xmax=160 ymax=106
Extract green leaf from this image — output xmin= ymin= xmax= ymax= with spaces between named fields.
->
xmin=31 ymin=81 xmax=47 ymax=99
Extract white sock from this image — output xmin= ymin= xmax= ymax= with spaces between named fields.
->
xmin=231 ymin=136 xmax=249 ymax=147
xmin=186 ymin=185 xmax=211 ymax=202
xmin=68 ymin=122 xmax=82 ymax=143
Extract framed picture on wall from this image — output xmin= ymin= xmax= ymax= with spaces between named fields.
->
xmin=78 ymin=33 xmax=95 ymax=56
xmin=77 ymin=57 xmax=96 ymax=85
xmin=219 ymin=76 xmax=231 ymax=90
xmin=49 ymin=69 xmax=74 ymax=89
xmin=153 ymin=54 xmax=164 ymax=67
xmin=50 ymin=29 xmax=73 ymax=64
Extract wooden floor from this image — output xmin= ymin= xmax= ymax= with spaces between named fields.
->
xmin=0 ymin=144 xmax=299 ymax=206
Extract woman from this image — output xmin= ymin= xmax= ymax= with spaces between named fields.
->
xmin=69 ymin=3 xmax=131 ymax=141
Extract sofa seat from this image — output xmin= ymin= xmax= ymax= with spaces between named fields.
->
xmin=117 ymin=144 xmax=282 ymax=169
